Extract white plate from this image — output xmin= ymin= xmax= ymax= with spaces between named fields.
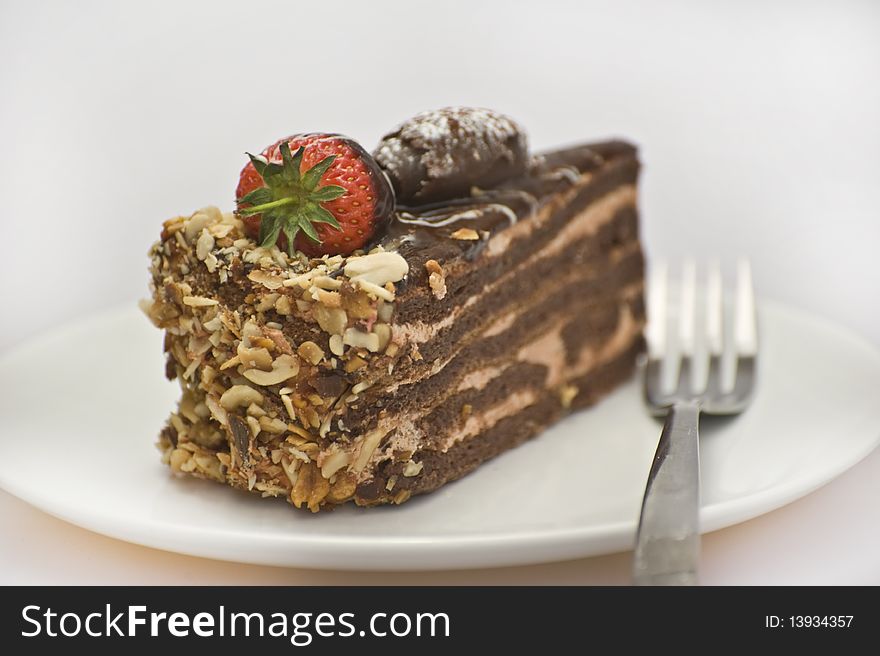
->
xmin=1 ymin=301 xmax=879 ymax=570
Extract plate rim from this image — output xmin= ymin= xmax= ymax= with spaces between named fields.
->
xmin=1 ymin=300 xmax=879 ymax=570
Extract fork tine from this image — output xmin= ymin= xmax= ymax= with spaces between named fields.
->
xmin=725 ymin=258 xmax=759 ymax=411
xmin=644 ymin=260 xmax=669 ymax=410
xmin=734 ymin=259 xmax=758 ymax=357
xmin=703 ymin=259 xmax=725 ymax=400
xmin=646 ymin=259 xmax=668 ymax=360
xmin=706 ymin=259 xmax=723 ymax=357
xmin=678 ymin=259 xmax=697 ymax=358
xmin=675 ymin=259 xmax=697 ymax=397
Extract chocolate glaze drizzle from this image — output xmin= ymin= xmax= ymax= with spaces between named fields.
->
xmin=380 ymin=143 xmax=625 ymax=260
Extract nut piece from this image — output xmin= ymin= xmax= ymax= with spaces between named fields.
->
xmin=352 ymin=428 xmax=389 ymax=472
xmin=220 ymin=385 xmax=264 ymax=410
xmin=193 ymin=453 xmax=224 ymax=481
xmin=183 ymin=296 xmax=219 ymax=307
xmin=196 ymin=229 xmax=215 ymax=260
xmin=377 ymin=301 xmax=394 ymax=323
xmin=344 ymin=251 xmax=409 ymax=287
xmin=559 ymin=384 xmax=579 ymax=408
xmin=199 ymin=205 xmax=223 ymax=223
xmin=328 ymin=334 xmax=344 ymax=356
xmin=241 ymin=319 xmax=262 ymax=341
xmin=372 ymin=323 xmax=391 ymax=351
xmin=450 ymin=227 xmax=479 ymax=240
xmin=343 ymin=328 xmax=380 ymax=352
xmin=351 ymin=380 xmax=372 ymax=395
xmin=256 ymin=293 xmax=279 ymax=313
xmin=184 ymin=212 xmax=212 ymax=242
xmin=264 ymin=328 xmax=293 ymax=355
xmin=320 ymin=450 xmax=352 ymax=478
xmin=246 ymin=415 xmax=262 ymax=438
xmin=314 ymin=306 xmax=348 ymax=335
xmin=242 ymin=354 xmax=300 ymax=386
xmin=169 ymin=448 xmax=192 ymax=472
xmin=354 ymin=279 xmax=395 ymax=302
xmin=425 ymin=259 xmax=447 ymax=300
xmin=274 ymin=295 xmax=293 ymax=315
xmin=258 ymin=415 xmax=288 ymax=434
xmin=219 ymin=355 xmax=241 ymax=371
xmin=291 ymin=461 xmax=330 ymax=512
xmin=237 ymin=344 xmax=273 ymax=370
xmin=312 ymin=275 xmax=343 ymax=290
xmin=205 ymin=394 xmax=228 ymax=426
xmin=402 ymin=460 xmax=424 ymax=477
xmin=297 ymin=341 xmax=324 ymax=366
xmin=326 ymin=472 xmax=357 ymax=503
xmin=247 ymin=269 xmax=285 ymax=290
xmin=345 ymin=354 xmax=367 ymax=372
xmin=425 ymin=259 xmax=442 ymax=275
xmin=314 ymin=289 xmax=342 ymax=307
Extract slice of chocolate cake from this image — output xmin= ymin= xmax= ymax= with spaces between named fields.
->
xmin=142 ymin=107 xmax=645 ymax=511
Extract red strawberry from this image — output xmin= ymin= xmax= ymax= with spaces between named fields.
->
xmin=235 ymin=134 xmax=394 ymax=257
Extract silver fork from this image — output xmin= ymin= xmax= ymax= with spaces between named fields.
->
xmin=632 ymin=259 xmax=758 ymax=585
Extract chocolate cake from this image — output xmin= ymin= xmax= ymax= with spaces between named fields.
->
xmin=142 ymin=107 xmax=645 ymax=511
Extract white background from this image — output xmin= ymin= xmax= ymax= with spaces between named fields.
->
xmin=1 ymin=0 xmax=878 ymax=583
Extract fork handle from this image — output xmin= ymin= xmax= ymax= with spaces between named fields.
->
xmin=633 ymin=400 xmax=701 ymax=586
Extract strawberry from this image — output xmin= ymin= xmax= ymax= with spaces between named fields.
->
xmin=235 ymin=134 xmax=394 ymax=258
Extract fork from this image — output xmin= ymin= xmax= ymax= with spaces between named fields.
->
xmin=632 ymin=259 xmax=758 ymax=585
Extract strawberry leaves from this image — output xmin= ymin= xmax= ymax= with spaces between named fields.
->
xmin=237 ymin=187 xmax=272 ymax=207
xmin=235 ymin=142 xmax=346 ymax=256
xmin=301 ymin=156 xmax=336 ymax=191
xmin=258 ymin=213 xmax=282 ymax=247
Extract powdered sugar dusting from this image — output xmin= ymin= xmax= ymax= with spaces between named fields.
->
xmin=374 ymin=107 xmax=529 ymax=204
xmin=374 ymin=137 xmax=407 ymax=179
xmin=397 ymin=107 xmax=524 ymax=178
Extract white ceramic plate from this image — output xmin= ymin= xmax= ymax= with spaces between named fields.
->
xmin=1 ymin=301 xmax=879 ymax=570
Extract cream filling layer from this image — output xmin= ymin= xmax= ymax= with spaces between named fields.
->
xmin=436 ymin=305 xmax=640 ymax=453
xmin=351 ymin=301 xmax=643 ymax=478
xmin=456 ymin=282 xmax=642 ymax=395
xmin=456 ymin=365 xmax=507 ymax=392
xmin=395 ymin=280 xmax=643 ymax=395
